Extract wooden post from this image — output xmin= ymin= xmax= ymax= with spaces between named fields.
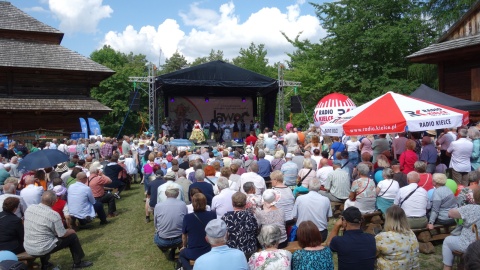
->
xmin=471 ymin=68 xmax=480 ymax=101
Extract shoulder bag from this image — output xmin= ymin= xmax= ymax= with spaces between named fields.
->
xmin=297 ymin=169 xmax=312 ymax=187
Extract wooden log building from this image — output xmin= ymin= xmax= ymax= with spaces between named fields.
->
xmin=408 ymin=1 xmax=480 ymax=119
xmin=0 ymin=1 xmax=114 ymax=134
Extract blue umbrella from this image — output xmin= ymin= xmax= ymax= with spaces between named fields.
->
xmin=18 ymin=149 xmax=69 ymax=171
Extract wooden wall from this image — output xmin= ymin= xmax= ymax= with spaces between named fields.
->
xmin=445 ymin=10 xmax=480 ymax=41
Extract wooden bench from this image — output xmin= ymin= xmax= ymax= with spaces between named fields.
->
xmin=17 ymin=252 xmax=37 ymax=269
xmin=361 ymin=211 xmax=384 ymax=235
xmin=412 ymin=224 xmax=455 ymax=254
xmin=452 ymin=250 xmax=464 ymax=270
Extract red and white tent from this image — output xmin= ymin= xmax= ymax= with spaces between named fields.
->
xmin=321 ymin=91 xmax=469 ymax=136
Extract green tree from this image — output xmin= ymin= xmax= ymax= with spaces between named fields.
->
xmin=90 ymin=45 xmax=149 ymax=137
xmin=191 ymin=49 xmax=228 ymax=66
xmin=232 ymin=43 xmax=276 ymax=77
xmin=423 ymin=0 xmax=478 ymax=35
xmin=160 ymin=50 xmax=188 ymax=74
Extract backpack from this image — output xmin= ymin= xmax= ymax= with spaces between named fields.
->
xmin=0 ymin=260 xmax=27 ymax=270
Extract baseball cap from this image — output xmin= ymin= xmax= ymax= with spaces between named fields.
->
xmin=342 ymin=207 xmax=362 ymax=224
xmin=205 ymin=219 xmax=227 ymax=238
xmin=285 ymin=153 xmax=293 ymax=159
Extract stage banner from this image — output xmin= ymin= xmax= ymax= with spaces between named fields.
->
xmin=79 ymin=118 xmax=89 ymax=139
xmin=168 ymin=96 xmax=254 ymax=129
xmin=87 ymin=118 xmax=101 ymax=135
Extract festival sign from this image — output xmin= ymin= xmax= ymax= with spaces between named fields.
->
xmin=313 ymin=93 xmax=356 ymax=127
xmin=321 ymin=92 xmax=469 ymax=136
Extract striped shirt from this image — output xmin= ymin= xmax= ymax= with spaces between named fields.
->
xmin=281 ymin=161 xmax=299 ymax=186
xmin=324 ymin=168 xmax=351 ymax=200
xmin=24 ymin=203 xmax=66 ymax=256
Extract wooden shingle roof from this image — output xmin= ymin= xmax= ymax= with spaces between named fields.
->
xmin=0 ymin=38 xmax=114 ymax=73
xmin=0 ymin=2 xmax=62 ymax=34
xmin=406 ymin=34 xmax=480 ymax=60
xmin=0 ymin=96 xmax=112 ymax=112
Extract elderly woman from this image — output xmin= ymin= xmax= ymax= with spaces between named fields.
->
xmin=222 ymin=192 xmax=258 ymax=258
xmin=256 ymin=190 xmax=287 ymax=248
xmin=179 ymin=193 xmax=216 ymax=270
xmin=270 ymin=151 xmax=286 ymax=171
xmin=468 ymin=127 xmax=480 ymax=171
xmin=375 ymin=205 xmax=419 ymax=269
xmin=376 ymin=168 xmax=400 ymax=214
xmin=427 ymin=173 xmax=457 ymax=228
xmin=399 ymin=140 xmax=418 ymax=174
xmin=0 ymin=197 xmax=24 ymax=254
xmin=344 ymin=163 xmax=376 ymax=213
xmin=254 ymin=134 xmax=265 ymax=150
xmin=203 ymin=165 xmax=218 ymax=185
xmin=458 ymin=171 xmax=479 ymax=206
xmin=374 ymin=154 xmax=390 ymax=171
xmin=271 ymin=170 xmax=295 ymax=223
xmin=248 ymin=225 xmax=292 ymax=270
xmin=297 ymin=159 xmax=316 ymax=189
xmin=291 ymin=220 xmax=334 ymax=270
xmin=442 ymin=189 xmax=480 ymax=270
xmin=415 ymin=161 xmax=433 ymax=191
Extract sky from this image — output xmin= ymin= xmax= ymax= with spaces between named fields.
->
xmin=9 ymin=0 xmax=327 ymax=65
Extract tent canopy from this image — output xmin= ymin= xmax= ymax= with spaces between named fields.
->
xmin=410 ymin=84 xmax=480 ymax=111
xmin=156 ymin=60 xmax=278 ymax=97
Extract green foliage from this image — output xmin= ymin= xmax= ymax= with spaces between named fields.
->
xmin=191 ymin=49 xmax=228 ymax=66
xmin=284 ymin=0 xmax=437 ymax=128
xmin=423 ymin=0 xmax=478 ymax=35
xmin=232 ymin=42 xmax=277 ymax=77
xmin=90 ymin=45 xmax=149 ymax=137
xmin=160 ymin=50 xmax=188 ymax=74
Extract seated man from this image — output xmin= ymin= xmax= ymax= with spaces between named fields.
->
xmin=157 ymin=171 xmax=183 ymax=203
xmin=292 ymin=177 xmax=332 ymax=241
xmin=146 ymin=170 xmax=165 ymax=223
xmin=394 ymin=171 xmax=428 ymax=229
xmin=211 ymin=177 xmax=235 ymax=219
xmin=0 ymin=182 xmax=27 ymax=218
xmin=154 ymin=186 xmax=187 ymax=260
xmin=193 ymin=219 xmax=248 ymax=270
xmin=326 ymin=207 xmax=376 ymax=270
xmin=68 ymin=172 xmax=108 ymax=226
xmin=19 ymin=175 xmax=43 ymax=208
xmin=87 ymin=163 xmax=117 ymax=218
xmin=24 ymin=191 xmax=93 ymax=269
xmin=319 ymin=160 xmax=350 ymax=202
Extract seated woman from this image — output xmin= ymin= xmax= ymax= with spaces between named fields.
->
xmin=345 ymin=163 xmax=376 ymax=214
xmin=373 ymin=154 xmax=390 ymax=171
xmin=442 ymin=188 xmax=480 ymax=270
xmin=0 ymin=197 xmax=24 ymax=254
xmin=293 ymin=159 xmax=316 ymax=197
xmin=427 ymin=173 xmax=457 ymax=228
xmin=415 ymin=161 xmax=433 ymax=191
xmin=248 ymin=225 xmax=292 ymax=270
xmin=270 ymin=152 xmax=286 ymax=172
xmin=222 ymin=192 xmax=258 ymax=259
xmin=375 ymin=205 xmax=419 ymax=269
xmin=376 ymin=168 xmax=400 ymax=214
xmin=52 ymin=178 xmax=71 ymax=228
xmin=256 ymin=190 xmax=287 ymax=248
xmin=179 ymin=193 xmax=216 ymax=270
xmin=291 ymin=220 xmax=334 ymax=270
xmin=457 ymin=171 xmax=479 ymax=206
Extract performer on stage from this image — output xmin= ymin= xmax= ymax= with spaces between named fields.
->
xmin=203 ymin=121 xmax=210 ymax=139
xmin=222 ymin=121 xmax=232 ymax=142
xmin=189 ymin=120 xmax=206 ymax=142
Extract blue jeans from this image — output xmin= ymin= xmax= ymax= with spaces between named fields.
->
xmin=348 ymin=151 xmax=359 ymax=167
xmin=143 ymin=173 xmax=152 ymax=192
xmin=153 ymin=233 xmax=182 ymax=249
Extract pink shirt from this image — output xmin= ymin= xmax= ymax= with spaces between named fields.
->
xmin=400 ymin=150 xmax=418 ymax=174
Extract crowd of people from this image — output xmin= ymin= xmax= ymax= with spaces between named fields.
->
xmin=0 ymin=122 xmax=480 ymax=269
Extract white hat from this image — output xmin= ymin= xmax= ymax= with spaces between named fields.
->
xmin=285 ymin=153 xmax=293 ymax=159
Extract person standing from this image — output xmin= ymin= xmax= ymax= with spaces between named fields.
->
xmin=447 ymin=128 xmax=473 ymax=186
xmin=420 ymin=136 xmax=438 ymax=174
xmin=436 ymin=128 xmax=454 ymax=167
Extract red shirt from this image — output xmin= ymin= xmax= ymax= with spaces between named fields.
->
xmin=399 ymin=150 xmax=418 ymax=174
xmin=418 ymin=173 xmax=434 ymax=191
xmin=245 ymin=135 xmax=257 ymax=146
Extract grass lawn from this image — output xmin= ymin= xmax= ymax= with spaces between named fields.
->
xmin=43 ymin=183 xmax=445 ymax=269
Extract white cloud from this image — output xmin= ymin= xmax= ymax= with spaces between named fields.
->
xmin=48 ymin=0 xmax=113 ymax=34
xmin=101 ymin=1 xmax=324 ymax=65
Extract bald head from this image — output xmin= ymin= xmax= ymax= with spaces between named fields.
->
xmin=41 ymin=190 xmax=57 ymax=207
xmin=320 ymin=158 xmax=329 ymax=166
xmin=76 ymin=172 xmax=87 ymax=183
xmin=407 ymin=171 xmax=420 ymax=183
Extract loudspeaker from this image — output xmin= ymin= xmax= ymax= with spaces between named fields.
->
xmin=291 ymin=96 xmax=301 ymax=113
xmin=129 ymin=91 xmax=140 ymax=111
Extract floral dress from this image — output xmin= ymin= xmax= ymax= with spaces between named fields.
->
xmin=248 ymin=249 xmax=291 ymax=270
xmin=457 ymin=187 xmax=476 ymax=206
xmin=190 ymin=123 xmax=206 ymax=142
xmin=350 ymin=177 xmax=377 ymax=213
xmin=222 ymin=210 xmax=258 ymax=255
xmin=375 ymin=230 xmax=420 ymax=270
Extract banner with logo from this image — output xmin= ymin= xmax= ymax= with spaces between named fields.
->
xmin=79 ymin=118 xmax=89 ymax=139
xmin=87 ymin=118 xmax=101 ymax=136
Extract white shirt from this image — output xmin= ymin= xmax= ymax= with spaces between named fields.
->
xmin=20 ymin=184 xmax=44 ymax=208
xmin=0 ymin=194 xmax=27 ymax=218
xmin=284 ymin=132 xmax=298 ymax=149
xmin=394 ymin=183 xmax=428 ymax=217
xmin=211 ymin=188 xmax=236 ymax=219
xmin=264 ymin=155 xmax=274 ymax=163
xmin=316 ymin=166 xmax=334 ymax=185
xmin=240 ymin=172 xmax=266 ymax=195
xmin=447 ymin=137 xmax=473 ymax=172
xmin=377 ymin=179 xmax=400 ymax=200
xmin=61 ymin=169 xmax=73 ymax=184
xmin=345 ymin=140 xmax=361 ymax=152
